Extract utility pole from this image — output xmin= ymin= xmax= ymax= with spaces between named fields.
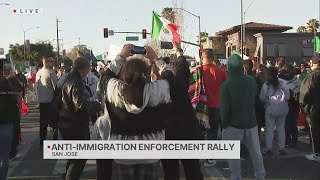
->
xmin=56 ymin=18 xmax=62 ymax=66
xmin=78 ymin=37 xmax=81 ymax=48
xmin=240 ymin=0 xmax=244 ymax=60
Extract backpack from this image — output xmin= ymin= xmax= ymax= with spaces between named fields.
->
xmin=266 ymin=84 xmax=289 ymax=117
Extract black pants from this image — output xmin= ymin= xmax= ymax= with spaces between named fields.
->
xmin=161 ymin=159 xmax=203 ymax=180
xmin=285 ymin=103 xmax=299 ymax=145
xmin=10 ymin=115 xmax=20 ymax=158
xmin=91 ymin=113 xmax=98 ymax=125
xmin=310 ymin=114 xmax=320 ymax=154
xmin=39 ymin=103 xmax=50 ymax=145
xmin=96 ymin=159 xmax=113 ymax=180
xmin=60 ymin=125 xmax=90 ymax=180
xmin=208 ymin=108 xmax=221 ymax=140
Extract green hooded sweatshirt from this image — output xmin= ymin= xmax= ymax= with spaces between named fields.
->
xmin=220 ymin=54 xmax=257 ymax=129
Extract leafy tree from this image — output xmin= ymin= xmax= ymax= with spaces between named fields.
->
xmin=200 ymin=32 xmax=209 ymax=43
xmin=66 ymin=45 xmax=89 ymax=61
xmin=9 ymin=41 xmax=55 ymax=66
xmin=297 ymin=26 xmax=307 ymax=33
xmin=307 ymin=19 xmax=319 ymax=33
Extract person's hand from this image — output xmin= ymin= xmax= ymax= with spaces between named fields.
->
xmin=119 ymin=44 xmax=135 ymax=59
xmin=173 ymin=41 xmax=183 ymax=57
xmin=172 ymin=41 xmax=182 ymax=52
xmin=145 ymin=46 xmax=158 ymax=62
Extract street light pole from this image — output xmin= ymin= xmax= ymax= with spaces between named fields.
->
xmin=172 ymin=8 xmax=201 ymax=63
xmin=23 ymin=27 xmax=40 ymax=62
xmin=241 ymin=0 xmax=244 ymax=60
xmin=56 ymin=18 xmax=62 ymax=67
xmin=242 ymin=0 xmax=257 ymax=58
xmin=243 ymin=0 xmax=257 ymax=43
xmin=172 ymin=8 xmax=201 ymax=46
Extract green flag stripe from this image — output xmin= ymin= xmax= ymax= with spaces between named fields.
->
xmin=152 ymin=11 xmax=163 ymax=39
xmin=315 ymin=35 xmax=320 ymax=53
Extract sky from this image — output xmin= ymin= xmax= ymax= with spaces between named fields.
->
xmin=0 ymin=0 xmax=319 ymax=58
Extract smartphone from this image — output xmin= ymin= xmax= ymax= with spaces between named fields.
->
xmin=131 ymin=46 xmax=146 ymax=55
xmin=160 ymin=41 xmax=173 ymax=49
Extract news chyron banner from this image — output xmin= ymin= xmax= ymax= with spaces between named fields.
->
xmin=43 ymin=140 xmax=240 ymax=159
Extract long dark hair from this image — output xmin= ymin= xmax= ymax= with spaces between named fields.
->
xmin=267 ymin=66 xmax=279 ymax=89
xmin=119 ymin=58 xmax=150 ymax=107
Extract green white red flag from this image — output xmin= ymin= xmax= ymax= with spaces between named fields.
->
xmin=151 ymin=11 xmax=181 ymax=43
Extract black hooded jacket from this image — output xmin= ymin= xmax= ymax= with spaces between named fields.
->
xmin=300 ymin=67 xmax=320 ymax=116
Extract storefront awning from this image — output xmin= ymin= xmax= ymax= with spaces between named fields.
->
xmin=302 ymin=48 xmax=314 ymax=57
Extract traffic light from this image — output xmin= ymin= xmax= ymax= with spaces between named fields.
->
xmin=142 ymin=29 xmax=147 ymax=39
xmin=103 ymin=28 xmax=108 ymax=38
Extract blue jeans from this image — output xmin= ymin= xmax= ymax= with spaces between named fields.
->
xmin=265 ymin=114 xmax=286 ymax=150
xmin=0 ymin=123 xmax=13 ymax=179
xmin=222 ymin=126 xmax=265 ymax=180
xmin=207 ymin=108 xmax=221 ymax=140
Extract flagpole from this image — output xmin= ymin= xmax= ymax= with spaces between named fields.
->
xmin=241 ymin=0 xmax=244 ymax=60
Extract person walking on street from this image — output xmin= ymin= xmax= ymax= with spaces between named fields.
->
xmin=300 ymin=56 xmax=320 ymax=160
xmin=256 ymin=64 xmax=268 ymax=134
xmin=0 ymin=60 xmax=22 ymax=179
xmin=155 ymin=42 xmax=204 ymax=180
xmin=260 ymin=67 xmax=290 ymax=155
xmin=86 ymin=71 xmax=99 ymax=124
xmin=279 ymin=64 xmax=301 ymax=147
xmin=35 ymin=55 xmax=58 ymax=148
xmin=221 ymin=53 xmax=265 ymax=180
xmin=58 ymin=57 xmax=101 ymax=180
xmin=15 ymin=68 xmax=27 ymax=100
xmin=201 ymin=49 xmax=227 ymax=167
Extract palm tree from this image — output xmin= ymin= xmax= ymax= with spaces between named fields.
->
xmin=297 ymin=26 xmax=307 ymax=33
xmin=161 ymin=8 xmax=175 ymax=23
xmin=199 ymin=32 xmax=209 ymax=43
xmin=307 ymin=19 xmax=319 ymax=33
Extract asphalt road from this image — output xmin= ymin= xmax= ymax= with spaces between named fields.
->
xmin=7 ymin=103 xmax=320 ymax=180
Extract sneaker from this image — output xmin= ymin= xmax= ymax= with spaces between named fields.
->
xmin=262 ymin=148 xmax=273 ymax=156
xmin=305 ymin=153 xmax=320 ymax=161
xmin=279 ymin=149 xmax=286 ymax=155
xmin=203 ymin=159 xmax=216 ymax=167
xmin=10 ymin=153 xmax=22 ymax=161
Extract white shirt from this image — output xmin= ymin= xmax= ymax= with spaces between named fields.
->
xmin=86 ymin=72 xmax=99 ymax=100
xmin=35 ymin=67 xmax=58 ymax=103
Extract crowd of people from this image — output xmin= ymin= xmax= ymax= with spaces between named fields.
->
xmin=1 ymin=41 xmax=320 ymax=180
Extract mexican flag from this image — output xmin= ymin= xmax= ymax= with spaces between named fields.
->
xmin=314 ymin=35 xmax=320 ymax=53
xmin=152 ymin=11 xmax=181 ymax=43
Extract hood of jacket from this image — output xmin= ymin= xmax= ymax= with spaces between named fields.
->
xmin=227 ymin=54 xmax=244 ymax=78
xmin=106 ymin=78 xmax=171 ymax=114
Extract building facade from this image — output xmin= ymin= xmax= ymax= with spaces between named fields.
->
xmin=216 ymin=22 xmax=292 ymax=58
xmin=254 ymin=33 xmax=314 ymax=64
xmin=209 ymin=36 xmax=227 ymax=59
